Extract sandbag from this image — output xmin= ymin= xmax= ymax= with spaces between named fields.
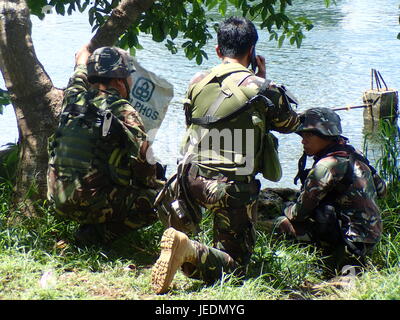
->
xmin=362 ymin=89 xmax=398 ymax=123
xmin=362 ymin=69 xmax=398 ymax=127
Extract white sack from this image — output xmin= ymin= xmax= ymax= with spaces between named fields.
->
xmin=129 ymin=58 xmax=174 ymax=135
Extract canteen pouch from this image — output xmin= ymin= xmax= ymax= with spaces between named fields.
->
xmin=261 ymin=132 xmax=282 ymax=182
xmin=154 ymin=156 xmax=202 ymax=235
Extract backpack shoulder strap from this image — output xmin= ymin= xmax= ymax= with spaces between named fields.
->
xmin=189 ymin=63 xmax=252 ymax=102
xmin=188 ymin=65 xmax=254 ymax=126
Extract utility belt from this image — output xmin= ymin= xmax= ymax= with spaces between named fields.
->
xmin=197 ymin=165 xmax=255 ymax=184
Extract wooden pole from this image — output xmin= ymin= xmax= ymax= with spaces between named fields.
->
xmin=332 ymin=105 xmax=369 ymax=112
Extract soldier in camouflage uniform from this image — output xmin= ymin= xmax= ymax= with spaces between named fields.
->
xmin=151 ymin=17 xmax=300 ymax=294
xmin=277 ymin=107 xmax=386 ymax=269
xmin=47 ymin=44 xmax=162 ymax=246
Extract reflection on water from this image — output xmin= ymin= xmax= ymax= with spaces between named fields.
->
xmin=0 ymin=0 xmax=399 ymax=188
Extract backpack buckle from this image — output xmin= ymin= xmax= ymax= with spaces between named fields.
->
xmin=102 ymin=111 xmax=113 ymax=137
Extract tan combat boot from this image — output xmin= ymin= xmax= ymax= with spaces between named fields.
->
xmin=151 ymin=227 xmax=198 ymax=294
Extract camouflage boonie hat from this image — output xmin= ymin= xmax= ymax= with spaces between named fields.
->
xmin=296 ymin=107 xmax=343 ymax=137
xmin=87 ymin=47 xmax=134 ymax=82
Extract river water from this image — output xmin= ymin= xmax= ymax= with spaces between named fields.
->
xmin=0 ymin=0 xmax=399 ymax=188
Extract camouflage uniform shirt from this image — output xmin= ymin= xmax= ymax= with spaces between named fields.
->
xmin=47 ymin=64 xmax=159 ymax=225
xmin=284 ymin=144 xmax=384 ymax=245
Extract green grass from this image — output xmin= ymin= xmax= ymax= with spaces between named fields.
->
xmin=1 ymin=188 xmax=399 ymax=300
xmin=0 ymin=186 xmax=323 ymax=300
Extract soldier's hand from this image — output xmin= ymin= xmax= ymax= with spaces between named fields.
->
xmin=75 ymin=44 xmax=91 ymax=66
xmin=277 ymin=217 xmax=296 ymax=236
xmin=255 ymin=55 xmax=266 ymax=79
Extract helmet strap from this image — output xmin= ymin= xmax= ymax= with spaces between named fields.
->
xmin=294 ymin=152 xmax=308 ymax=185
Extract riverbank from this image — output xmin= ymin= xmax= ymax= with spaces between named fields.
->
xmin=0 ymin=178 xmax=399 ymax=301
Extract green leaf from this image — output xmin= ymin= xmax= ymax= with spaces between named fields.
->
xmin=200 ymin=50 xmax=208 ymax=60
xmin=206 ymin=0 xmax=218 ymax=10
xmin=275 ymin=15 xmax=283 ymax=29
xmin=118 ymin=33 xmax=128 ymax=49
xmin=196 ymin=53 xmax=203 ymax=65
xmin=26 ymin=0 xmax=48 ymax=18
xmin=95 ymin=11 xmax=105 ymax=25
xmin=67 ymin=2 xmax=76 ymax=15
xmin=88 ymin=8 xmax=95 ymax=26
xmin=165 ymin=39 xmax=178 ymax=54
xmin=0 ymin=89 xmax=10 ymax=106
xmin=295 ymin=34 xmax=303 ymax=48
xmin=267 ymin=4 xmax=275 ymax=15
xmin=184 ymin=44 xmax=195 ymax=60
xmin=219 ymin=0 xmax=227 ymax=16
xmin=127 ymin=33 xmax=138 ymax=48
xmin=129 ymin=46 xmax=136 ymax=57
xmin=261 ymin=15 xmax=275 ymax=32
xmin=278 ymin=34 xmax=285 ymax=48
xmin=55 ymin=2 xmax=66 ymax=15
xmin=152 ymin=21 xmax=166 ymax=42
xmin=269 ymin=31 xmax=278 ymax=41
xmin=0 ymin=89 xmax=10 ymax=115
xmin=170 ymin=25 xmax=179 ymax=39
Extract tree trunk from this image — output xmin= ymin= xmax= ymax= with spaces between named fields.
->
xmin=0 ymin=0 xmax=155 ymax=216
xmin=0 ymin=0 xmax=62 ymax=215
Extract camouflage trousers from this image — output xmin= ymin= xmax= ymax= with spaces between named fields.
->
xmin=276 ymin=205 xmax=375 ymax=269
xmin=47 ymin=166 xmax=158 ymax=231
xmin=179 ymin=174 xmax=261 ymax=283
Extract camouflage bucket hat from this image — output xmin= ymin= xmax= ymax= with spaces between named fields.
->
xmin=296 ymin=107 xmax=343 ymax=137
xmin=87 ymin=47 xmax=133 ymax=81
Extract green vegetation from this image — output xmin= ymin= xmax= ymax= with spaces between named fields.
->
xmin=27 ymin=0 xmax=315 ymax=65
xmin=0 ymin=120 xmax=400 ymax=300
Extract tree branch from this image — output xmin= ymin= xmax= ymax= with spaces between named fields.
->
xmin=89 ymin=0 xmax=156 ymax=51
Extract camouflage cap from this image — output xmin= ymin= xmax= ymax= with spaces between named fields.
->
xmin=296 ymin=107 xmax=343 ymax=137
xmin=87 ymin=47 xmax=134 ymax=82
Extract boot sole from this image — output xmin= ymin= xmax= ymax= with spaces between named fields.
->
xmin=151 ymin=228 xmax=187 ymax=294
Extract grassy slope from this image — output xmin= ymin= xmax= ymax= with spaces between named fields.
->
xmin=1 ymin=181 xmax=399 ymax=300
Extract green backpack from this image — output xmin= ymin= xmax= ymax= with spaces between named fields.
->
xmin=48 ymin=89 xmax=139 ymax=186
xmin=183 ymin=63 xmax=283 ymax=182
